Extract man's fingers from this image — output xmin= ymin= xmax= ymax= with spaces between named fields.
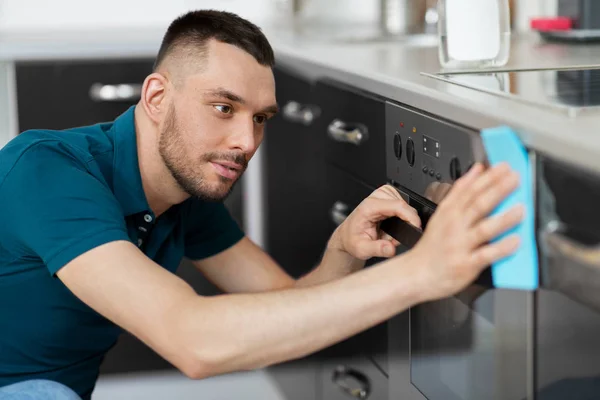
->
xmin=464 ymin=169 xmax=520 ymax=224
xmin=363 ymin=198 xmax=421 ymax=228
xmin=468 ymin=235 xmax=521 ymax=271
xmin=380 ymin=232 xmax=401 ymax=247
xmin=468 ymin=205 xmax=524 ymax=247
xmin=355 ymin=239 xmax=396 ymax=259
xmin=440 ymin=162 xmax=484 ymax=207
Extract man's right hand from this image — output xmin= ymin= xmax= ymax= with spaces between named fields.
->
xmin=409 ymin=162 xmax=524 ymax=302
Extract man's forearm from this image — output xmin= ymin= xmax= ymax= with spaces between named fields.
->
xmin=294 ymin=228 xmax=364 ymax=288
xmin=175 ymin=251 xmax=424 ymax=379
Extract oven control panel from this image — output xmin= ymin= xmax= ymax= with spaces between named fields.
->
xmin=385 ymin=101 xmax=486 ymax=203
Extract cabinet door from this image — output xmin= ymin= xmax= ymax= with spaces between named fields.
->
xmin=16 ymin=59 xmax=153 ymax=131
xmin=320 ymin=357 xmax=388 ymax=400
xmin=320 ymin=164 xmax=388 ymax=375
xmin=264 ymin=65 xmax=331 ymax=278
xmin=314 ymin=79 xmax=387 ymax=189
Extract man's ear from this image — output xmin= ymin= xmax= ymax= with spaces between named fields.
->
xmin=140 ymin=72 xmax=169 ymax=125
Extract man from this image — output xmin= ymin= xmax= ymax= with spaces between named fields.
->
xmin=0 ymin=10 xmax=523 ymax=400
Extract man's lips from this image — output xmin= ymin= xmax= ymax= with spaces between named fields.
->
xmin=213 ymin=160 xmax=244 ymax=171
xmin=210 ymin=161 xmax=243 ymax=180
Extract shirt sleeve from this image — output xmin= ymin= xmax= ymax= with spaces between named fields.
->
xmin=183 ymin=198 xmax=245 ymax=261
xmin=0 ymin=142 xmax=131 ymax=275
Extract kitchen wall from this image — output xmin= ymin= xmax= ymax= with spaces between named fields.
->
xmin=0 ymin=0 xmax=379 ymax=32
xmin=0 ymin=0 xmax=554 ymax=34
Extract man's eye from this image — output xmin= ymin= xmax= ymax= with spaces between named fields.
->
xmin=214 ymin=105 xmax=233 ymax=114
xmin=253 ymin=115 xmax=267 ymax=125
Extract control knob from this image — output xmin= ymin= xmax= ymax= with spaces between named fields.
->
xmin=406 ymin=139 xmax=415 ymax=167
xmin=393 ymin=133 xmax=402 ymax=160
xmin=449 ymin=157 xmax=462 ymax=181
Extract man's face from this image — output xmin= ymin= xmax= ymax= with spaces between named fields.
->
xmin=158 ymin=39 xmax=277 ymax=202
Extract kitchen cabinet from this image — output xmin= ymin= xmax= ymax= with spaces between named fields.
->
xmin=320 ymin=357 xmax=388 ymax=400
xmin=264 ymin=66 xmax=389 ymax=398
xmin=16 ymin=59 xmax=152 ymax=130
xmin=313 ymin=79 xmax=387 ymax=189
xmin=14 ymin=58 xmax=244 ymax=375
xmin=263 ymin=65 xmax=332 ymax=278
xmin=318 ymin=164 xmax=388 ymax=395
xmin=260 ymin=65 xmax=330 ymax=400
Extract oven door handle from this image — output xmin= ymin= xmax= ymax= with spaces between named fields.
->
xmin=380 ymin=216 xmax=423 ymax=248
xmin=542 ymin=221 xmax=600 ymax=312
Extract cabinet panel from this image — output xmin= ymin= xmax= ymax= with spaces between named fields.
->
xmin=314 ymin=79 xmax=386 ymax=188
xmin=16 ymin=59 xmax=153 ymax=131
xmin=320 ymin=164 xmax=388 ymax=373
xmin=320 ymin=356 xmax=388 ymax=400
xmin=264 ymin=66 xmax=331 ymax=278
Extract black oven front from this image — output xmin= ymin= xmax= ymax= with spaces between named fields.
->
xmin=384 ymin=101 xmax=534 ymax=400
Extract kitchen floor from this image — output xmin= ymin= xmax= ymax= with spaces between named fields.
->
xmin=92 ymin=370 xmax=287 ymax=400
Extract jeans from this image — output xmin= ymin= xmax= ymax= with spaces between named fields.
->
xmin=0 ymin=380 xmax=81 ymax=400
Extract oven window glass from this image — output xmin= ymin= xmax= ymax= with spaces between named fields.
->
xmin=410 ymin=289 xmax=531 ymax=400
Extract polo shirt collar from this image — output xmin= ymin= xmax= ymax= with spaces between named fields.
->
xmin=111 ymin=105 xmax=152 ymax=216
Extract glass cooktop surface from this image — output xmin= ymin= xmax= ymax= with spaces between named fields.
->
xmin=424 ymin=67 xmax=600 ymax=116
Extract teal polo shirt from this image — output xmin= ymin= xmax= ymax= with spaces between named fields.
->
xmin=0 ymin=106 xmax=244 ymax=399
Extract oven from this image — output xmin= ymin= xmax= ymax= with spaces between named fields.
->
xmin=384 ymin=100 xmax=600 ymax=400
xmin=385 ymin=100 xmax=534 ymax=400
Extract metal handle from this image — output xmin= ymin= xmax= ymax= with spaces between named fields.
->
xmin=282 ymin=101 xmax=320 ymax=125
xmin=380 ymin=216 xmax=423 ymax=248
xmin=544 ymin=221 xmax=600 ymax=268
xmin=89 ymin=83 xmax=142 ymax=102
xmin=327 ymin=119 xmax=369 ymax=146
xmin=330 ymin=201 xmax=349 ymax=226
xmin=332 ymin=365 xmax=371 ymax=399
xmin=541 ymin=221 xmax=600 ymax=312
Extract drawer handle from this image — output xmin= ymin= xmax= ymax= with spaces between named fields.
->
xmin=332 ymin=365 xmax=371 ymax=399
xmin=89 ymin=83 xmax=142 ymax=102
xmin=327 ymin=119 xmax=369 ymax=146
xmin=330 ymin=201 xmax=349 ymax=226
xmin=282 ymin=101 xmax=320 ymax=125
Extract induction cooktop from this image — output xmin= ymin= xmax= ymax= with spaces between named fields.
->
xmin=423 ymin=66 xmax=600 ymax=117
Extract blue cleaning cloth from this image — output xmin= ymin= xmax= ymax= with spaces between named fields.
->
xmin=480 ymin=126 xmax=538 ymax=290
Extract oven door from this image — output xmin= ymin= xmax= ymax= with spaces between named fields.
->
xmin=387 ymin=190 xmax=534 ymax=400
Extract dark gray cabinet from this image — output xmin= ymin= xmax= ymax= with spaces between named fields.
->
xmin=320 ymin=357 xmax=388 ymax=400
xmin=314 ymin=79 xmax=387 ymax=189
xmin=265 ymin=66 xmax=389 ymax=399
xmin=16 ymin=59 xmax=152 ymax=130
xmin=14 ymin=58 xmax=244 ymax=375
xmin=263 ymin=65 xmax=331 ymax=278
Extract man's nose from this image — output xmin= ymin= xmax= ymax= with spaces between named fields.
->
xmin=228 ymin=118 xmax=257 ymax=154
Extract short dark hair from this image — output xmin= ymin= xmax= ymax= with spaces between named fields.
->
xmin=154 ymin=10 xmax=275 ymax=70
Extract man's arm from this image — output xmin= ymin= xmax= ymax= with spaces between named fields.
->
xmin=193 ymin=184 xmax=421 ymax=293
xmin=192 ymin=235 xmax=364 ymax=293
xmin=58 ymin=239 xmax=423 ymax=379
xmin=58 ymin=163 xmax=524 ymax=380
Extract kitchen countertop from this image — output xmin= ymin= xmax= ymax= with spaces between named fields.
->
xmin=1 ymin=27 xmax=600 ymax=175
